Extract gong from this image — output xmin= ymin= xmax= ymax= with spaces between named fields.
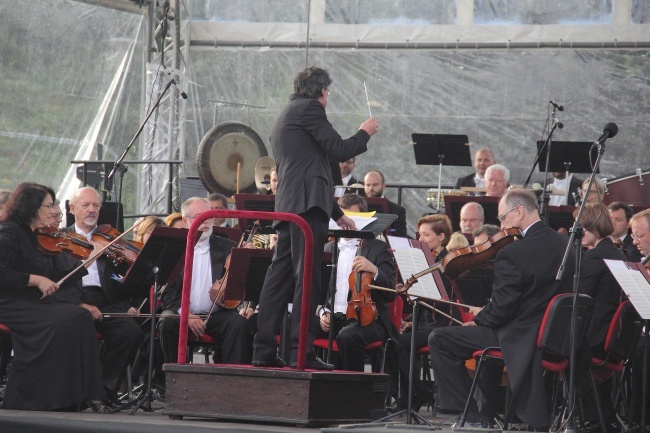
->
xmin=197 ymin=122 xmax=268 ymax=196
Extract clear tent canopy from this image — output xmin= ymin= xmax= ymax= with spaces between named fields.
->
xmin=0 ymin=0 xmax=648 ymax=234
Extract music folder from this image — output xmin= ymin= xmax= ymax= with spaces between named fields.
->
xmin=119 ymin=226 xmax=188 ymax=299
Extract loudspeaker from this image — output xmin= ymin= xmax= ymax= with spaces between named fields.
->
xmin=65 ymin=201 xmax=124 ymax=232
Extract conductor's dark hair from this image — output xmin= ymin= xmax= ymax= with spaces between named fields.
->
xmin=0 ymin=182 xmax=55 ymax=225
xmin=293 ymin=66 xmax=332 ymax=99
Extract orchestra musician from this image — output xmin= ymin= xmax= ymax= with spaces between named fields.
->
xmin=251 ymin=66 xmax=377 ymax=370
xmin=454 ymin=148 xmax=496 ymax=190
xmin=158 ymin=197 xmax=253 ymax=365
xmin=363 ymin=170 xmax=408 ymax=237
xmin=459 ymin=202 xmax=484 ymax=235
xmin=472 ymin=224 xmax=501 ymax=245
xmin=608 ymin=202 xmax=642 ymax=262
xmin=334 ymin=157 xmax=360 ymax=197
xmin=0 ymin=183 xmax=109 ymax=412
xmin=164 ymin=212 xmax=185 ymax=229
xmin=572 ymin=203 xmax=627 ymax=433
xmin=429 ymin=188 xmax=574 ymax=430
xmin=207 ymin=193 xmax=229 ymax=228
xmin=581 ymin=177 xmax=606 ymax=205
xmin=318 ymin=194 xmax=397 ymax=371
xmin=484 ymin=164 xmax=510 ymax=197
xmin=53 ymin=186 xmax=143 ymax=401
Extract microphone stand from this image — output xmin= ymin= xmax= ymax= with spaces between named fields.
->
xmin=106 ymin=78 xmax=176 ymax=229
xmin=555 ymin=138 xmax=606 ymax=433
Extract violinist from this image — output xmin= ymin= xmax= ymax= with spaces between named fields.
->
xmin=53 ymin=186 xmax=144 ymax=401
xmin=472 ymin=223 xmax=501 ymax=245
xmin=318 ymin=194 xmax=396 ymax=372
xmin=429 ymin=188 xmax=574 ymax=430
xmin=50 ymin=199 xmax=64 ymax=228
xmin=0 ymin=183 xmax=109 ymax=412
xmin=158 ymin=197 xmax=253 ymax=365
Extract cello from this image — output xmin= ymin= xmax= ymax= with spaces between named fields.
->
xmin=345 ymin=240 xmax=378 ymax=326
xmin=208 ymin=221 xmax=260 ymax=311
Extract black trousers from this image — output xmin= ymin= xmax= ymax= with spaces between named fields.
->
xmin=253 ymin=207 xmax=328 ymax=362
xmin=158 ymin=308 xmax=253 ymax=364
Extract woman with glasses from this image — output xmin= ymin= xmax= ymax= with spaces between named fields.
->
xmin=0 ymin=182 xmax=109 ymax=412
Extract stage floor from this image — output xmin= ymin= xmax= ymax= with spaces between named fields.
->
xmin=0 ymin=403 xmax=469 ymax=433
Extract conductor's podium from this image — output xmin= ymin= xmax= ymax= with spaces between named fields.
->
xmin=162 ymin=363 xmax=389 ymax=426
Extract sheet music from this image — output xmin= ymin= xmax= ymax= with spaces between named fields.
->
xmin=328 ymin=215 xmax=376 ymax=231
xmin=392 ymin=248 xmax=442 ymax=300
xmin=604 ymin=259 xmax=650 ymax=320
xmin=387 ymin=235 xmax=411 ymax=250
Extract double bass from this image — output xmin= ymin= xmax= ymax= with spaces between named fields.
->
xmin=345 ymin=240 xmax=378 ymax=326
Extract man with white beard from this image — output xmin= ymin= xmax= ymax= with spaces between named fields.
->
xmin=158 ymin=197 xmax=253 ymax=364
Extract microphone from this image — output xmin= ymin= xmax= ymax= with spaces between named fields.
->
xmin=594 ymin=122 xmax=618 ymax=145
xmin=162 ymin=66 xmax=188 ymax=99
xmin=549 ymin=100 xmax=564 ymax=111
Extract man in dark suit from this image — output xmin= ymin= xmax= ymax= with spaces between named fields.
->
xmin=335 ymin=157 xmax=363 ymax=197
xmin=53 ymin=186 xmax=144 ymax=397
xmin=252 ymin=66 xmax=378 ymax=370
xmin=608 ymin=201 xmax=642 ymax=262
xmin=363 ymin=169 xmax=408 ymax=237
xmin=454 ymin=147 xmax=496 ymax=190
xmin=158 ymin=197 xmax=252 ymax=365
xmin=318 ymin=194 xmax=397 ymax=371
xmin=429 ymin=188 xmax=574 ymax=430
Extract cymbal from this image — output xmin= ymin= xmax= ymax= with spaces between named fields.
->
xmin=333 ymin=183 xmax=364 ymax=190
xmin=254 ymin=156 xmax=275 ymax=193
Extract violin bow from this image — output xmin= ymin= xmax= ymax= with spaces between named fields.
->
xmin=415 ymin=300 xmax=464 ymax=326
xmin=368 ymin=284 xmax=474 ymax=309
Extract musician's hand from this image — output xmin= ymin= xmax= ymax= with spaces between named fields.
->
xmin=31 ymin=275 xmax=59 ymax=298
xmin=320 ymin=312 xmax=331 ymax=332
xmin=188 ymin=314 xmax=205 ymax=337
xmin=80 ymin=303 xmax=103 ymax=321
xmin=242 ymin=241 xmax=257 ymax=249
xmin=360 ymin=117 xmax=379 ymax=137
xmin=127 ymin=307 xmax=139 ymax=316
xmin=463 ymin=320 xmax=477 ymax=327
xmin=336 ymin=215 xmax=357 ymax=231
xmin=352 ymin=256 xmax=378 ymax=277
xmin=240 ymin=307 xmax=255 ymax=319
xmin=468 ymin=306 xmax=483 ymax=316
xmin=400 ymin=320 xmax=412 ymax=332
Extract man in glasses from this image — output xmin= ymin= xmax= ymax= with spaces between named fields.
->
xmin=428 ymin=188 xmax=573 ymax=430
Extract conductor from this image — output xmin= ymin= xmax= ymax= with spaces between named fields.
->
xmin=252 ymin=66 xmax=379 ymax=369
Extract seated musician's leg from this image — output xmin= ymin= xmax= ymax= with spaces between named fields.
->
xmin=205 ymin=309 xmax=253 ymax=364
xmin=157 ymin=311 xmax=180 ymax=364
xmin=336 ymin=321 xmax=386 ymax=372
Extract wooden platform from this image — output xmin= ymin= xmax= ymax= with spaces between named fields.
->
xmin=162 ymin=363 xmax=390 ymax=426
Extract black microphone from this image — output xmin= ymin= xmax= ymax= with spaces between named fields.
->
xmin=162 ymin=66 xmax=188 ymax=99
xmin=594 ymin=122 xmax=618 ymax=145
xmin=549 ymin=100 xmax=564 ymax=111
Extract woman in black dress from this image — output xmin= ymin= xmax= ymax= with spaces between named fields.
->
xmin=0 ymin=182 xmax=108 ymax=412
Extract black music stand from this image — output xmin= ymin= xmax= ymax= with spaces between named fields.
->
xmin=536 ymin=141 xmax=598 ymax=174
xmin=212 ymin=226 xmax=244 ymax=243
xmin=234 ymin=193 xmax=275 ymax=231
xmin=413 ymin=134 xmax=472 ymax=212
xmin=321 ymin=214 xmax=398 ymax=364
xmin=116 ymin=226 xmax=187 ymax=415
xmin=216 ymin=248 xmax=274 ymax=306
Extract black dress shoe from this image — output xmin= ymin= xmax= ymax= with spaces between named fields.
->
xmin=251 ymin=356 xmax=286 ymax=368
xmin=411 ymin=389 xmax=434 ymax=413
xmin=289 ymin=356 xmax=334 ymax=370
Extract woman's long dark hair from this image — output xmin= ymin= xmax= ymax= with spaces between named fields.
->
xmin=0 ymin=182 xmax=55 ymax=225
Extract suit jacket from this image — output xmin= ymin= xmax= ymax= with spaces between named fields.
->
xmin=579 ymin=237 xmax=626 ymax=347
xmin=474 ymin=221 xmax=574 ymax=427
xmin=324 ymin=239 xmax=397 ymax=336
xmin=620 ymin=232 xmax=643 ymax=263
xmin=454 ymin=173 xmax=476 ymax=189
xmin=160 ymin=234 xmax=236 ymax=312
xmin=271 ymin=94 xmax=369 ymax=222
xmin=387 ymin=200 xmax=407 ymax=237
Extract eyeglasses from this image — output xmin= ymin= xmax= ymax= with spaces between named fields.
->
xmin=210 ymin=206 xmax=226 ymax=210
xmin=497 ymin=206 xmax=519 ymax=222
xmin=41 ymin=203 xmax=54 ymax=209
xmin=631 ymin=231 xmax=648 ymax=241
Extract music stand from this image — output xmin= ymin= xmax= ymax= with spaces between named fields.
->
xmin=536 ymin=141 xmax=598 ymax=174
xmin=212 ymin=226 xmax=244 ymax=243
xmin=413 ymin=134 xmax=472 ymax=212
xmin=234 ymin=193 xmax=275 ymax=231
xmin=216 ymin=248 xmax=274 ymax=305
xmin=321 ymin=214 xmax=398 ymax=363
xmin=117 ymin=226 xmax=187 ymax=414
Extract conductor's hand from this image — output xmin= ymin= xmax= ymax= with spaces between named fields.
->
xmin=320 ymin=312 xmax=331 ymax=332
xmin=80 ymin=303 xmax=103 ymax=321
xmin=336 ymin=215 xmax=357 ymax=231
xmin=360 ymin=117 xmax=379 ymax=137
xmin=188 ymin=313 xmax=206 ymax=337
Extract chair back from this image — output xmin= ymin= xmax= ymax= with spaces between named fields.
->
xmin=603 ymin=301 xmax=642 ymax=363
xmin=537 ymin=293 xmax=594 ymax=359
xmin=388 ymin=296 xmax=403 ymax=329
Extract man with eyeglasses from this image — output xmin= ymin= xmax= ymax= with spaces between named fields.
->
xmin=630 ymin=208 xmax=650 ymax=264
xmin=207 ymin=192 xmax=229 ymax=227
xmin=334 ymin=157 xmax=361 ymax=197
xmin=429 ymin=188 xmax=573 ymax=430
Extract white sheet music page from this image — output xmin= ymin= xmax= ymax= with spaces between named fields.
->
xmin=604 ymin=259 xmax=650 ymax=320
xmin=391 ymin=247 xmax=442 ymax=301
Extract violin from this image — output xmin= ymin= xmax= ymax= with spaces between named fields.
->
xmin=91 ymin=224 xmax=143 ymax=270
xmin=36 ymin=226 xmax=93 ymax=260
xmin=208 ymin=221 xmax=260 ymax=311
xmin=442 ymin=227 xmax=522 ymax=279
xmin=345 ymin=240 xmax=378 ymax=326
